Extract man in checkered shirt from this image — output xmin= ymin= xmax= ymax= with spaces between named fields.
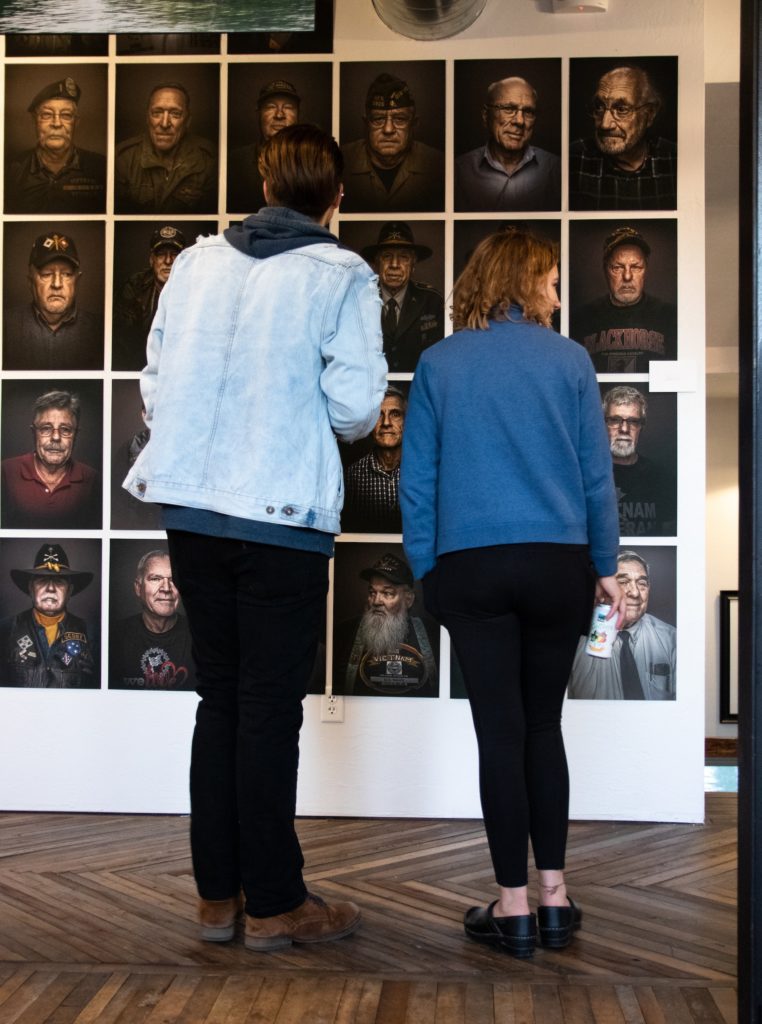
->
xmin=569 ymin=66 xmax=676 ymax=211
xmin=343 ymin=386 xmax=406 ymax=533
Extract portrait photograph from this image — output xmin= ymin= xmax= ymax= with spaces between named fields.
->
xmin=454 ymin=220 xmax=561 ymax=333
xmin=339 ymin=381 xmax=410 ymax=536
xmin=4 ymin=64 xmax=107 ymax=215
xmin=568 ymin=544 xmax=677 ymax=701
xmin=114 ymin=63 xmax=220 ymax=215
xmin=0 ymin=536 xmax=101 ymax=690
xmin=109 ymin=380 xmax=162 ymax=532
xmin=569 ymin=56 xmax=678 ymax=212
xmin=111 ymin=219 xmax=217 ymax=371
xmin=227 ymin=62 xmax=332 ymax=215
xmin=454 ymin=57 xmax=562 ymax=213
xmin=340 ymin=220 xmax=446 ymax=374
xmin=599 ymin=382 xmax=677 ymax=538
xmin=2 ymin=220 xmax=105 ymax=372
xmin=108 ymin=539 xmax=196 ymax=692
xmin=1 ymin=379 xmax=103 ymax=530
xmin=5 ymin=34 xmax=108 ymax=56
xmin=339 ymin=60 xmax=446 ymax=214
xmin=331 ymin=542 xmax=440 ymax=699
xmin=227 ymin=0 xmax=334 ymax=54
xmin=570 ymin=219 xmax=677 ymax=372
xmin=116 ymin=34 xmax=220 ymax=55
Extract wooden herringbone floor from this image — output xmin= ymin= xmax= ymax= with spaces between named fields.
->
xmin=0 ymin=793 xmax=737 ymax=1022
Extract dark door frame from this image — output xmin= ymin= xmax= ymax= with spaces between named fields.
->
xmin=738 ymin=2 xmax=762 ymax=1021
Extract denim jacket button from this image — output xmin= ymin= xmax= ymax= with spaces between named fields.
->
xmin=137 ymin=481 xmax=146 ymax=494
xmin=283 ymin=506 xmax=294 ymax=516
xmin=266 ymin=506 xmax=275 ymax=514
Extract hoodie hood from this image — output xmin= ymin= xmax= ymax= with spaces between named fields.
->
xmin=223 ymin=206 xmax=344 ymax=260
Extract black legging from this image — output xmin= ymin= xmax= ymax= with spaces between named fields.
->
xmin=429 ymin=543 xmax=595 ymax=888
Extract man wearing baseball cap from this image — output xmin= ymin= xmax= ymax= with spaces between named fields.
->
xmin=570 ymin=225 xmax=677 ymax=373
xmin=341 ymin=72 xmax=444 ymax=212
xmin=0 ymin=542 xmax=97 ymax=688
xmin=113 ymin=225 xmax=188 ymax=370
xmin=3 ymin=231 xmax=102 ymax=370
xmin=332 ymin=551 xmax=438 ymax=697
xmin=227 ymin=80 xmax=301 ymax=212
xmin=360 ymin=221 xmax=444 ymax=371
xmin=5 ymin=77 xmax=106 ymax=214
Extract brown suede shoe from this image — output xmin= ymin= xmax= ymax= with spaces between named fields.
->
xmin=199 ymin=894 xmax=243 ymax=942
xmin=244 ymin=892 xmax=361 ymax=950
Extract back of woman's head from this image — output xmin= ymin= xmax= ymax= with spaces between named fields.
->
xmin=452 ymin=227 xmax=559 ymax=331
xmin=258 ymin=124 xmax=343 ymax=219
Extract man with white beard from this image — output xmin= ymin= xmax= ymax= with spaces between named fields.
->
xmin=333 ymin=552 xmax=438 ymax=697
xmin=602 ymin=385 xmax=675 ymax=536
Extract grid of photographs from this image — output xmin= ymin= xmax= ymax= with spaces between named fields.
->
xmin=0 ymin=29 xmax=679 ymax=702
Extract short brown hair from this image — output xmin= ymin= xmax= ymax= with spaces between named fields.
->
xmin=452 ymin=227 xmax=559 ymax=331
xmin=258 ymin=124 xmax=343 ymax=219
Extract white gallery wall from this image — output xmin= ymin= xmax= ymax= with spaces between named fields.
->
xmin=0 ymin=0 xmax=706 ymax=822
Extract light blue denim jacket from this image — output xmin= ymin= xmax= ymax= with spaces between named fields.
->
xmin=124 ymin=225 xmax=387 ymax=535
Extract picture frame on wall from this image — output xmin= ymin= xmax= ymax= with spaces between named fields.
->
xmin=720 ymin=589 xmax=739 ymax=723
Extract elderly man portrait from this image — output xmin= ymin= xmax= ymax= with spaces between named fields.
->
xmin=333 ymin=552 xmax=438 ymax=697
xmin=5 ymin=76 xmax=105 ymax=214
xmin=227 ymin=79 xmax=301 ymax=213
xmin=360 ymin=222 xmax=444 ymax=371
xmin=0 ymin=543 xmax=97 ymax=689
xmin=341 ymin=71 xmax=444 ymax=213
xmin=455 ymin=76 xmax=560 ymax=212
xmin=601 ymin=385 xmax=676 ymax=537
xmin=1 ymin=389 xmax=100 ymax=529
xmin=113 ymin=225 xmax=187 ymax=371
xmin=569 ymin=550 xmax=676 ymax=701
xmin=3 ymin=230 xmax=102 ymax=370
xmin=115 ymin=81 xmax=217 ymax=214
xmin=571 ymin=225 xmax=677 ymax=372
xmin=109 ymin=549 xmax=196 ymax=691
xmin=569 ymin=63 xmax=677 ymax=210
xmin=344 ymin=387 xmax=407 ymax=533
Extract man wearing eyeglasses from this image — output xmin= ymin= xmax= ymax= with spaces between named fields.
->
xmin=341 ymin=73 xmax=444 ymax=212
xmin=569 ymin=65 xmax=676 ymax=210
xmin=3 ymin=231 xmax=102 ymax=371
xmin=109 ymin=549 xmax=196 ymax=691
xmin=5 ymin=77 xmax=106 ymax=214
xmin=601 ymin=385 xmax=676 ymax=537
xmin=571 ymin=226 xmax=677 ymax=373
xmin=455 ymin=77 xmax=560 ymax=212
xmin=1 ymin=390 xmax=100 ymax=529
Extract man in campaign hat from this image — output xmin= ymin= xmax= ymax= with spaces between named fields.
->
xmin=341 ymin=72 xmax=444 ymax=212
xmin=361 ymin=221 xmax=444 ymax=371
xmin=5 ymin=76 xmax=106 ymax=213
xmin=0 ymin=542 xmax=97 ymax=688
xmin=3 ymin=231 xmax=102 ymax=370
xmin=333 ymin=551 xmax=438 ymax=697
xmin=113 ymin=225 xmax=188 ymax=370
xmin=227 ymin=80 xmax=301 ymax=212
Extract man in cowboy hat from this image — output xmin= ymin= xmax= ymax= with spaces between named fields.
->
xmin=5 ymin=76 xmax=106 ymax=214
xmin=332 ymin=552 xmax=438 ymax=698
xmin=3 ymin=230 xmax=102 ymax=370
xmin=0 ymin=543 xmax=97 ymax=688
xmin=113 ymin=225 xmax=188 ymax=370
xmin=361 ymin=222 xmax=444 ymax=372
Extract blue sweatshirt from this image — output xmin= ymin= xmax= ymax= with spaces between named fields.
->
xmin=400 ymin=311 xmax=619 ymax=580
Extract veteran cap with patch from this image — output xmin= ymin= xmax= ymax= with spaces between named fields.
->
xmin=150 ymin=225 xmax=188 ymax=253
xmin=29 ymin=232 xmax=80 ymax=270
xmin=365 ymin=73 xmax=414 ymax=112
xmin=28 ymin=77 xmax=81 ymax=113
xmin=258 ymin=80 xmax=300 ymax=106
xmin=360 ymin=552 xmax=414 ymax=588
xmin=602 ymin=226 xmax=651 ymax=263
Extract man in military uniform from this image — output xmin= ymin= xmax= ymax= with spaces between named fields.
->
xmin=341 ymin=74 xmax=444 ymax=213
xmin=115 ymin=82 xmax=217 ymax=214
xmin=333 ymin=553 xmax=438 ymax=697
xmin=227 ymin=80 xmax=300 ymax=213
xmin=109 ymin=549 xmax=196 ymax=690
xmin=0 ymin=543 xmax=97 ymax=688
xmin=3 ymin=231 xmax=102 ymax=370
xmin=5 ymin=77 xmax=106 ymax=214
xmin=360 ymin=222 xmax=444 ymax=371
xmin=113 ymin=225 xmax=187 ymax=370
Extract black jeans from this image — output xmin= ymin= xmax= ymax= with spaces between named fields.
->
xmin=166 ymin=531 xmax=329 ymax=918
xmin=430 ymin=544 xmax=595 ymax=888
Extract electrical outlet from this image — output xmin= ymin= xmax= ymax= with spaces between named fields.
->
xmin=320 ymin=694 xmax=344 ymax=722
